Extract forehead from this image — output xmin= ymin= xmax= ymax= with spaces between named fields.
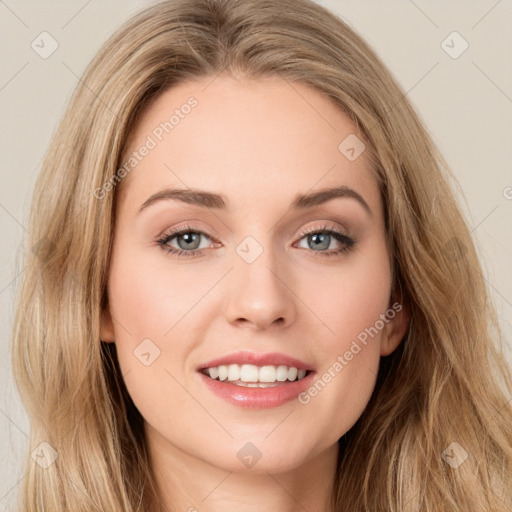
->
xmin=116 ymin=75 xmax=381 ymax=218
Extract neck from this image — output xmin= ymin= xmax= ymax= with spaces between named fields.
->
xmin=146 ymin=424 xmax=339 ymax=512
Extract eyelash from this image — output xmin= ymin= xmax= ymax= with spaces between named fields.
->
xmin=155 ymin=223 xmax=357 ymax=259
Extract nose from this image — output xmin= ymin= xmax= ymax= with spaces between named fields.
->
xmin=224 ymin=246 xmax=297 ymax=331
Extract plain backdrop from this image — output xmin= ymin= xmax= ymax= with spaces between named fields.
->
xmin=1 ymin=1 xmax=511 ymax=509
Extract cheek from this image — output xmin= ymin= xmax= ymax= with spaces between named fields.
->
xmin=303 ymin=236 xmax=392 ymax=353
xmin=107 ymin=246 xmax=213 ymax=342
xmin=106 ymin=249 xmax=205 ymax=435
xmin=295 ymin=238 xmax=390 ymax=436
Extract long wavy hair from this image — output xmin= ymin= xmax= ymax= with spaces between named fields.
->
xmin=11 ymin=0 xmax=512 ymax=510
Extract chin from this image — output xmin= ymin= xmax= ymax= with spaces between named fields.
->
xmin=200 ymin=435 xmax=319 ymax=475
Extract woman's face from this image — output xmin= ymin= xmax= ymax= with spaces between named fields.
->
xmin=101 ymin=75 xmax=408 ymax=474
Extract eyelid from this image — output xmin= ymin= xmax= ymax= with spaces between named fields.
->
xmin=295 ymin=222 xmax=349 ymax=237
xmin=157 ymin=220 xmax=350 ymax=244
xmin=155 ymin=220 xmax=215 ymax=238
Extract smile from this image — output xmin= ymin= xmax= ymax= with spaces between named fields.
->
xmin=201 ymin=364 xmax=309 ymax=387
xmin=197 ymin=351 xmax=316 ymax=409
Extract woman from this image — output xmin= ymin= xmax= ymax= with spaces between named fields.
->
xmin=11 ymin=0 xmax=512 ymax=510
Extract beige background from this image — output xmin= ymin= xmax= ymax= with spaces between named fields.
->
xmin=1 ymin=1 xmax=511 ymax=509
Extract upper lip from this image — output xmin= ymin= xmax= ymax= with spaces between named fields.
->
xmin=198 ymin=351 xmax=313 ymax=371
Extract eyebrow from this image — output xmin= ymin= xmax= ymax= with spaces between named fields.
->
xmin=138 ymin=185 xmax=372 ymax=216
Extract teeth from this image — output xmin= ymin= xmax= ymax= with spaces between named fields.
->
xmin=259 ymin=365 xmax=276 ymax=383
xmin=240 ymin=364 xmax=259 ymax=382
xmin=218 ymin=365 xmax=228 ymax=381
xmin=203 ymin=364 xmax=309 ymax=384
xmin=276 ymin=365 xmax=288 ymax=381
xmin=227 ymin=364 xmax=239 ymax=381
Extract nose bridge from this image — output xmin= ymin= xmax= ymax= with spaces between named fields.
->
xmin=224 ymin=233 xmax=295 ymax=329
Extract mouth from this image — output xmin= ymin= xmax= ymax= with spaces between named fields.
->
xmin=200 ymin=364 xmax=311 ymax=387
xmin=196 ymin=351 xmax=315 ymax=408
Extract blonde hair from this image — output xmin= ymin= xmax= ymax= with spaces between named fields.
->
xmin=12 ymin=0 xmax=512 ymax=510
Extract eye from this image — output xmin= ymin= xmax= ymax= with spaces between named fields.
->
xmin=155 ymin=223 xmax=357 ymax=259
xmin=294 ymin=224 xmax=356 ymax=257
xmin=156 ymin=224 xmax=214 ymax=258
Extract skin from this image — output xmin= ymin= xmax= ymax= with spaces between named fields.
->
xmin=101 ymin=74 xmax=409 ymax=512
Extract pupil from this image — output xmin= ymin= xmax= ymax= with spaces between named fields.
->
xmin=179 ymin=232 xmax=199 ymax=250
xmin=310 ymin=233 xmax=329 ymax=250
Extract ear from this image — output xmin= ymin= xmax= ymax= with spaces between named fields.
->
xmin=380 ymin=295 xmax=410 ymax=357
xmin=100 ymin=303 xmax=116 ymax=343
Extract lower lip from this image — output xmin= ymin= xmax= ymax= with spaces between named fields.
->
xmin=198 ymin=371 xmax=316 ymax=409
